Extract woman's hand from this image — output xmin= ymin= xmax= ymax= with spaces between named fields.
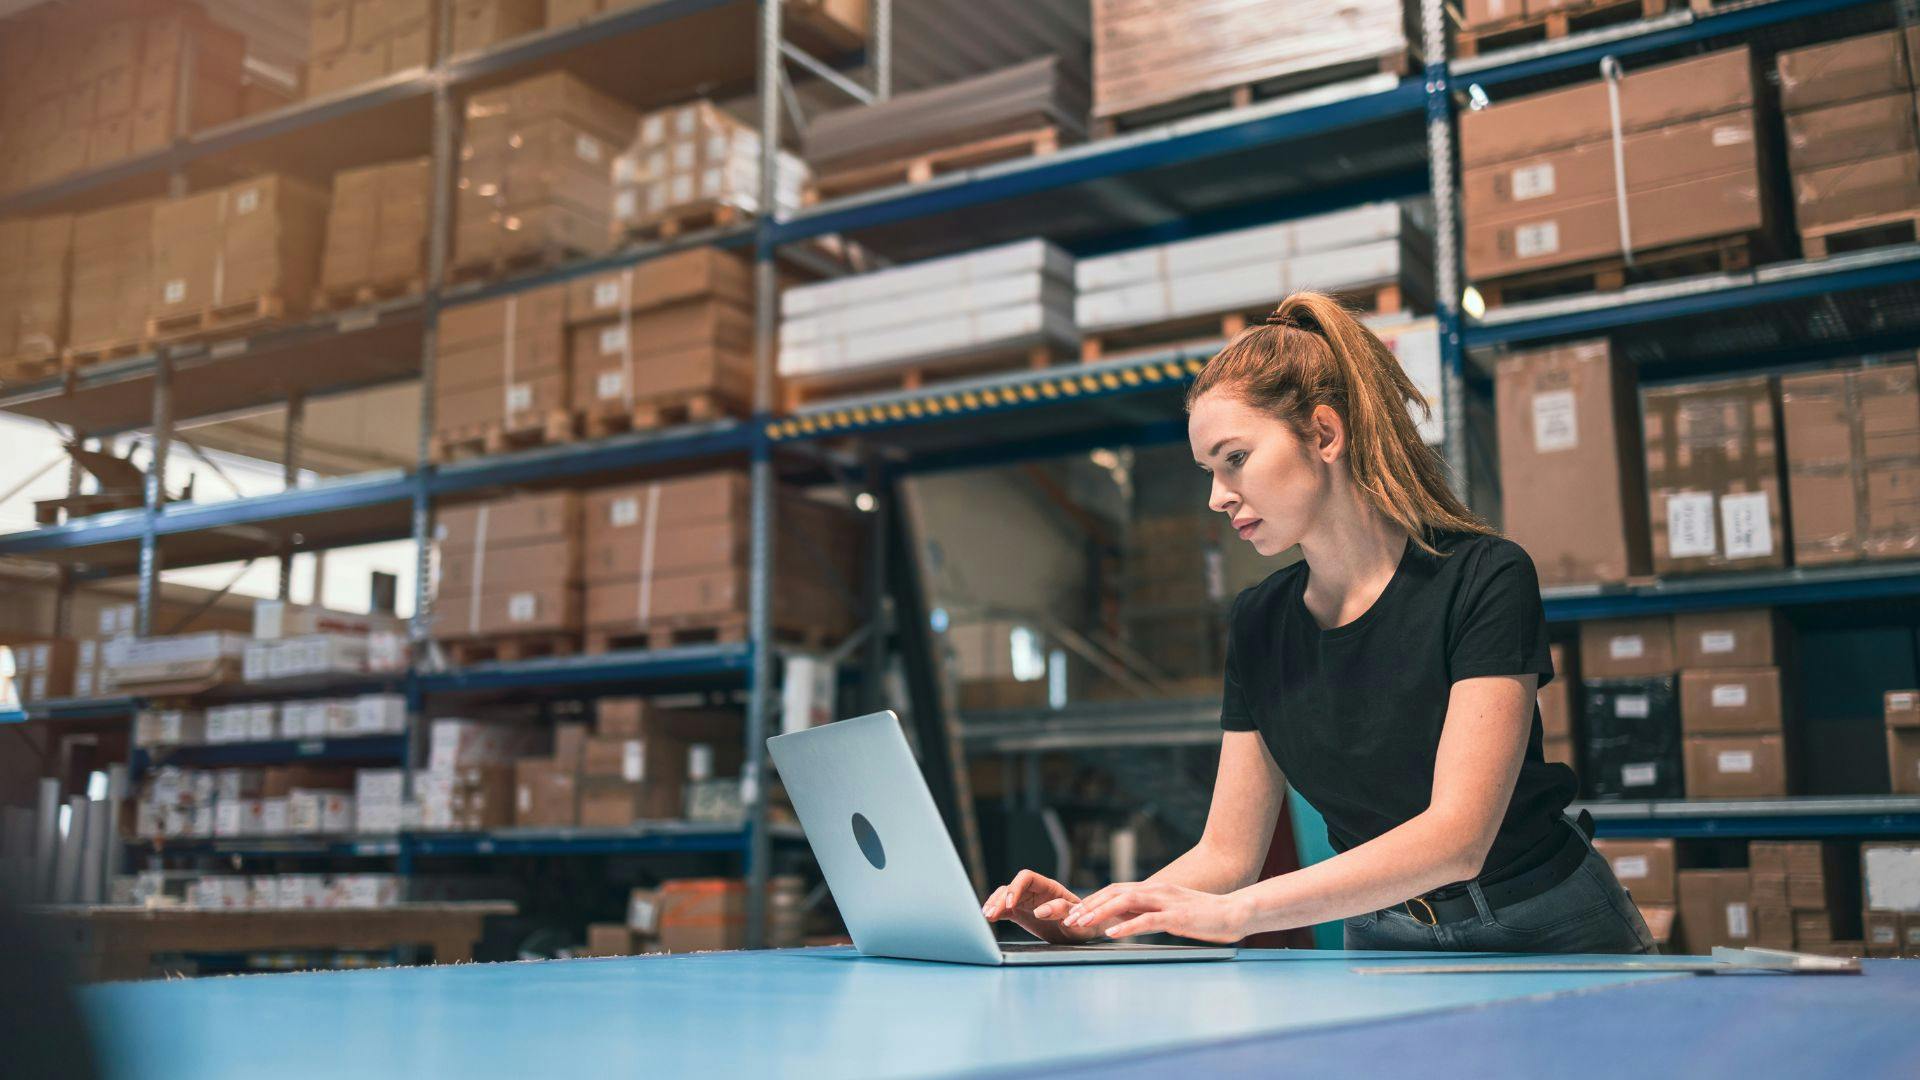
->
xmin=982 ymin=869 xmax=1104 ymax=944
xmin=1062 ymin=882 xmax=1252 ymax=944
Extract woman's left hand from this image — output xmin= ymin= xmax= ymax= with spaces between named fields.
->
xmin=1060 ymin=882 xmax=1251 ymax=943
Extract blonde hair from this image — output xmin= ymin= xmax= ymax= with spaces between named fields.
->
xmin=1185 ymin=291 xmax=1491 ymax=554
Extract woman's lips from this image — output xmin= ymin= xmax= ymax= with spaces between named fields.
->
xmin=1236 ymin=519 xmax=1261 ymax=540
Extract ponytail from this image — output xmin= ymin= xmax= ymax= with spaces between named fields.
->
xmin=1185 ymin=291 xmax=1490 ymax=554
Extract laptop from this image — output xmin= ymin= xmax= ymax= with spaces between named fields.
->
xmin=767 ymin=710 xmax=1238 ymax=966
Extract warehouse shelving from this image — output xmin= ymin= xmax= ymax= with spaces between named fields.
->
xmin=131 ymin=734 xmax=410 ymax=773
xmin=1542 ymin=560 xmax=1920 ymax=622
xmin=132 ymin=822 xmax=804 ymax=860
xmin=1579 ymin=796 xmax=1920 ymax=838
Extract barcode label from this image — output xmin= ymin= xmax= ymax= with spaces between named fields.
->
xmin=1531 ymin=390 xmax=1579 ymax=452
xmin=1726 ymin=902 xmax=1750 ymax=938
xmin=594 ymin=281 xmax=621 ymax=308
xmin=599 ymin=326 xmax=628 ymax=355
xmin=164 ymin=279 xmax=186 ymax=303
xmin=508 ymin=593 xmax=536 ymax=622
xmin=1511 ymin=163 xmax=1556 ymax=201
xmin=575 ymin=135 xmax=602 ymax=162
xmin=610 ymin=498 xmax=639 ymax=527
xmin=236 ymin=188 xmax=260 ymax=214
xmin=1720 ymin=491 xmax=1773 ymax=559
xmin=622 ymin=741 xmax=645 ymax=782
xmin=597 ymin=371 xmax=625 ymax=400
xmin=505 ymin=383 xmax=532 ymax=412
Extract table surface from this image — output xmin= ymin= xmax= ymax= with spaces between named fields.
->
xmin=80 ymin=947 xmax=1920 ymax=1079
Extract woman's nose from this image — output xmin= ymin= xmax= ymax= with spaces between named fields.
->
xmin=1208 ymin=478 xmax=1235 ymax=514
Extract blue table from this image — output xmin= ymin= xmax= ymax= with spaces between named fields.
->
xmin=82 ymin=948 xmax=1920 ymax=1078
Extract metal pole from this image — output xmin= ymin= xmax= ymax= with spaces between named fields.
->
xmin=862 ymin=455 xmax=890 ymax=712
xmin=870 ymin=0 xmax=892 ymax=101
xmin=413 ymin=8 xmax=457 ymax=662
xmin=1422 ymin=0 xmax=1471 ymax=507
xmin=743 ymin=0 xmax=784 ymax=952
xmin=136 ymin=357 xmax=173 ymax=637
xmin=278 ymin=392 xmax=305 ymax=600
xmin=52 ymin=431 xmax=85 ymax=640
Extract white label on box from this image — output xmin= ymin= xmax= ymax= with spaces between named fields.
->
xmin=1515 ymin=220 xmax=1560 ymax=258
xmin=508 ymin=593 xmax=536 ymax=623
xmin=1666 ymin=491 xmax=1718 ymax=558
xmin=1726 ymin=901 xmax=1750 ymax=938
xmin=614 ymin=190 xmax=637 ymax=220
xmin=517 ymin=785 xmax=531 ymax=813
xmin=1613 ymin=855 xmax=1650 ymax=880
xmin=1720 ymin=492 xmax=1773 ymax=559
xmin=1711 ymin=684 xmax=1749 ymax=709
xmin=1872 ymin=924 xmax=1898 ymax=944
xmin=594 ymin=281 xmax=622 ymax=309
xmin=575 ymin=134 xmax=601 ymax=162
xmin=622 ymin=741 xmax=644 ymax=783
xmin=1615 ymin=694 xmax=1650 ymax=719
xmin=1511 ymin=163 xmax=1556 ymax=201
xmin=1701 ymin=630 xmax=1737 ymax=655
xmin=505 ymin=383 xmax=532 ymax=412
xmin=1530 ymin=389 xmax=1578 ymax=453
xmin=1891 ymin=692 xmax=1916 ymax=710
xmin=236 ymin=188 xmax=260 ymax=214
xmin=164 ymin=279 xmax=186 ymax=303
xmin=599 ymin=326 xmax=628 ymax=355
xmin=597 ymin=371 xmax=626 ymax=400
xmin=610 ymin=497 xmax=639 ymax=528
xmin=1608 ymin=635 xmax=1645 ymax=661
xmin=1621 ymin=762 xmax=1658 ymax=787
xmin=1711 ymin=124 xmax=1753 ymax=147
xmin=688 ymin=744 xmax=713 ymax=782
xmin=1718 ymin=749 xmax=1756 ymax=774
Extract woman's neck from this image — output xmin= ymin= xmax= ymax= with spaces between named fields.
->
xmin=1297 ymin=491 xmax=1409 ymax=629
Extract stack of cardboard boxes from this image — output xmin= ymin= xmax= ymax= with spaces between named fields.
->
xmin=949 ymin=619 xmax=1051 ymax=711
xmin=319 ymin=157 xmax=432 ymax=301
xmin=586 ymin=875 xmax=805 ymax=955
xmin=432 ymin=283 xmax=572 ymax=446
xmin=1593 ymin=838 xmax=1674 ymax=948
xmin=149 ymin=175 xmax=330 ymax=328
xmin=1748 ymin=840 xmax=1860 ymax=955
xmin=1673 ymin=865 xmax=1753 ymax=954
xmin=1577 ymin=616 xmax=1681 ymax=799
xmin=67 ymin=199 xmax=160 ymax=356
xmin=610 ymin=100 xmax=807 ymax=240
xmin=1780 ymin=361 xmax=1920 ymax=566
xmin=1677 ymin=610 xmax=1791 ymax=799
xmin=421 ymin=718 xmax=547 ymax=830
xmin=1539 ymin=641 xmax=1576 ymax=773
xmin=581 ymin=472 xmax=863 ymax=646
xmin=578 ymin=699 xmax=743 ymax=827
xmin=1777 ymin=28 xmax=1920 ymax=258
xmin=449 ymin=0 xmax=546 ymax=55
xmin=1644 ymin=375 xmax=1789 ymax=577
xmin=307 ymin=0 xmax=437 ymax=99
xmin=0 ymin=215 xmax=74 ymax=366
xmin=433 ymin=491 xmax=581 ymax=642
xmin=1863 ymin=842 xmax=1920 ymax=956
xmin=455 ymin=72 xmax=637 ymax=273
xmin=1119 ymin=516 xmax=1232 ymax=688
xmin=1460 ymin=47 xmax=1766 ymax=293
xmin=563 ymin=247 xmax=755 ymax=427
xmin=1886 ymin=690 xmax=1920 ymax=795
xmin=8 ymin=641 xmax=78 ymax=705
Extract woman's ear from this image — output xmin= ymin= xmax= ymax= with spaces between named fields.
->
xmin=1312 ymin=404 xmax=1345 ymax=463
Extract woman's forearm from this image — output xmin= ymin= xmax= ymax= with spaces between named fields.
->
xmin=1146 ymin=838 xmax=1262 ymax=896
xmin=1232 ymin=811 xmax=1480 ymax=933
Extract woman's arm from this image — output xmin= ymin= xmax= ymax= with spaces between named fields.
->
xmin=1146 ymin=730 xmax=1286 ymax=894
xmin=1063 ymin=673 xmax=1536 ymax=940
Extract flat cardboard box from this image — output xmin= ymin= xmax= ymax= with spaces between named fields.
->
xmin=1593 ymin=838 xmax=1676 ymax=905
xmin=1751 ymin=870 xmax=1788 ymax=907
xmin=571 ymin=342 xmax=752 ymax=413
xmin=1539 ymin=641 xmax=1575 ymax=738
xmin=1579 ymin=617 xmax=1676 ymax=679
xmin=1784 ymin=90 xmax=1920 ymax=172
xmin=1675 ymin=868 xmax=1753 ymax=954
xmin=437 ymin=284 xmax=569 ymax=349
xmin=433 ymin=585 xmax=580 ymax=639
xmin=1793 ymin=149 xmax=1920 ymax=231
xmin=513 ymin=758 xmax=579 ymax=827
xmin=1643 ymin=376 xmax=1788 ymax=575
xmin=1775 ymin=27 xmax=1920 ymax=113
xmin=436 ymin=492 xmax=579 ymax=551
xmin=1495 ymin=340 xmax=1650 ymax=586
xmin=438 ymin=536 xmax=579 ymax=598
xmin=1464 ymin=112 xmax=1760 ymax=226
xmin=1887 ymin=727 xmax=1920 ymax=795
xmin=1679 ymin=668 xmax=1784 ymax=734
xmin=1466 ymin=170 xmax=1763 ymax=281
xmin=1683 ymin=733 xmax=1788 ymax=798
xmin=1672 ymin=609 xmax=1782 ymax=669
xmin=564 ymin=248 xmax=753 ymax=322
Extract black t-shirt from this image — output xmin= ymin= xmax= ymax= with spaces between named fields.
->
xmin=1221 ymin=528 xmax=1573 ymax=878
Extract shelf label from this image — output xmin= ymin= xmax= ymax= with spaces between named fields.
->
xmin=1621 ymin=762 xmax=1658 ymax=787
xmin=296 ymin=739 xmax=324 ymax=756
xmin=1615 ymin=694 xmax=1650 ymax=719
xmin=1510 ymin=163 xmax=1556 ymax=201
xmin=1720 ymin=491 xmax=1773 ymax=559
xmin=1700 ymin=630 xmax=1737 ymax=654
xmin=1531 ymin=389 xmax=1578 ymax=452
xmin=1612 ymin=855 xmax=1649 ymax=880
xmin=1666 ymin=491 xmax=1717 ymax=559
xmin=1717 ymin=749 xmax=1755 ymax=774
xmin=1711 ymin=684 xmax=1749 ymax=709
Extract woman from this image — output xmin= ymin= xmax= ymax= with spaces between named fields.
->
xmin=982 ymin=292 xmax=1654 ymax=954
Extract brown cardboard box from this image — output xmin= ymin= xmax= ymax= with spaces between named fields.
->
xmin=1465 ymin=112 xmax=1761 ymax=226
xmin=1643 ymin=376 xmax=1787 ymax=575
xmin=321 ymin=157 xmax=430 ymax=294
xmin=450 ymin=0 xmax=545 ymax=56
xmin=1753 ymin=905 xmax=1795 ymax=950
xmin=437 ymin=492 xmax=579 ymax=550
xmin=434 ymin=585 xmax=580 ymax=638
xmin=573 ymin=342 xmax=753 ymax=413
xmin=67 ymin=198 xmax=158 ymax=350
xmin=1751 ymin=869 xmax=1789 ymax=907
xmin=1783 ymin=90 xmax=1920 ymax=172
xmin=261 ymin=765 xmax=356 ymax=798
xmin=1903 ymin=914 xmax=1920 ymax=957
xmin=1683 ymin=734 xmax=1788 ymax=798
xmin=433 ymin=371 xmax=570 ymax=433
xmin=554 ymin=721 xmax=589 ymax=770
xmin=1781 ymin=364 xmax=1920 ymax=566
xmin=1887 ymin=727 xmax=1920 ymax=795
xmin=579 ymin=781 xmax=650 ymax=827
xmin=1594 ymin=838 xmax=1675 ymax=904
xmin=1460 ymin=0 xmax=1521 ymax=28
xmin=464 ymin=71 xmax=638 ymax=147
xmin=1888 ymin=689 xmax=1920 ymax=727
xmin=311 ymin=0 xmax=352 ymax=54
xmin=564 ymin=248 xmax=753 ymax=322
xmin=438 ymin=284 xmax=570 ymax=349
xmin=1679 ymin=668 xmax=1784 ymax=734
xmin=1776 ymin=27 xmax=1920 ymax=113
xmin=149 ymin=177 xmax=326 ymax=322
xmin=1866 ymin=910 xmax=1902 ymax=956
xmin=1671 ymin=609 xmax=1782 ymax=669
xmin=583 ymin=737 xmax=648 ymax=782
xmin=1460 ymin=47 xmax=1756 ymax=168
xmin=1675 ymin=868 xmax=1753 ymax=954
xmin=583 ymin=922 xmax=639 ymax=956
xmin=597 ymin=698 xmax=648 ymax=738
xmin=1794 ymin=909 xmax=1836 ymax=947
xmin=513 ymin=758 xmax=579 ymax=827
xmin=1467 ymin=171 xmax=1764 ymax=280
xmin=1542 ymin=735 xmax=1576 ymax=774
xmin=1578 ymin=617 xmax=1676 ymax=679
xmin=1793 ymin=150 xmax=1920 ymax=232
xmin=1639 ymin=903 xmax=1675 ymax=947
xmin=1539 ymin=641 xmax=1575 ymax=738
xmin=657 ymin=878 xmax=747 ymax=953
xmin=439 ymin=537 xmax=577 ymax=597
xmin=1495 ymin=341 xmax=1650 ymax=586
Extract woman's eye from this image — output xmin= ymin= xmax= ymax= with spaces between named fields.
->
xmin=1227 ymin=451 xmax=1247 ymax=467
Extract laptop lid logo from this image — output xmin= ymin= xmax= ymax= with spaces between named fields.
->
xmin=851 ymin=812 xmax=886 ymax=869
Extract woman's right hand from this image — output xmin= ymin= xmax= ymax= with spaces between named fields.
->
xmin=982 ymin=869 xmax=1102 ymax=944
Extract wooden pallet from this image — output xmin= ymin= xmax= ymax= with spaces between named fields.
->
xmin=0 ymin=346 xmax=64 ymax=384
xmin=809 ymin=127 xmax=1062 ymax=201
xmin=586 ymin=616 xmax=830 ymax=654
xmin=1092 ymin=52 xmax=1412 ymax=138
xmin=781 ymin=342 xmax=1067 ymax=410
xmin=440 ymin=631 xmax=580 ymax=666
xmin=621 ymin=201 xmax=745 ymax=245
xmin=578 ymin=389 xmax=749 ymax=439
xmin=429 ymin=409 xmax=577 ymax=463
xmin=64 ymin=337 xmax=147 ymax=371
xmin=1800 ymin=210 xmax=1920 ymax=261
xmin=1080 ymin=281 xmax=1405 ymax=361
xmin=313 ymin=277 xmax=424 ymax=312
xmin=1474 ymin=234 xmax=1754 ymax=309
xmin=449 ymin=246 xmax=590 ymax=286
xmin=1455 ymin=0 xmax=1677 ymax=59
xmin=144 ymin=294 xmax=285 ymax=347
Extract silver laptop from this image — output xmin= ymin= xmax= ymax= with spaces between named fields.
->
xmin=767 ymin=710 xmax=1237 ymax=966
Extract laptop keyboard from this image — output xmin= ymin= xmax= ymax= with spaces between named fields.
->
xmin=999 ymin=941 xmax=1192 ymax=952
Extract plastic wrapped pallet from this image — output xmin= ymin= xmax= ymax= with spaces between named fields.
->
xmin=309 ymin=0 xmax=439 ymax=98
xmin=1090 ymin=0 xmax=1412 ymax=123
xmin=611 ymin=101 xmax=808 ymax=239
xmin=779 ymin=240 xmax=1075 ymax=378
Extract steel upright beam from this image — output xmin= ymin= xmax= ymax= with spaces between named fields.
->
xmin=136 ymin=358 xmax=173 ymax=637
xmin=743 ymin=0 xmax=785 ymax=952
xmin=870 ymin=0 xmax=893 ymax=102
xmin=1422 ymin=0 xmax=1472 ymax=507
xmin=278 ymin=392 xmax=306 ymax=600
xmin=52 ymin=431 xmax=85 ymax=640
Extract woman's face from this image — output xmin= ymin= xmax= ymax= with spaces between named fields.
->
xmin=1188 ymin=389 xmax=1338 ymax=557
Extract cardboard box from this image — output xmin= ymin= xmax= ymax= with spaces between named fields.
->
xmin=1594 ymin=839 xmax=1676 ymax=904
xmin=1675 ymin=868 xmax=1753 ymax=954
xmin=149 ymin=175 xmax=327 ymax=323
xmin=1751 ymin=869 xmax=1788 ymax=907
xmin=1580 ymin=676 xmax=1682 ymax=799
xmin=1643 ymin=376 xmax=1788 ymax=575
xmin=434 ymin=585 xmax=581 ymax=638
xmin=1865 ymin=910 xmax=1902 ymax=956
xmin=564 ymin=248 xmax=753 ymax=323
xmin=1495 ymin=341 xmax=1651 ymax=586
xmin=1889 ymin=728 xmax=1920 ymax=795
xmin=1776 ymin=27 xmax=1920 ymax=113
xmin=1793 ymin=149 xmax=1920 ymax=232
xmin=450 ymin=0 xmax=545 ymax=56
xmin=1783 ymin=90 xmax=1920 ymax=173
xmin=1639 ymin=903 xmax=1674 ymax=947
xmin=1683 ymin=733 xmax=1788 ymax=798
xmin=1780 ymin=364 xmax=1920 ymax=566
xmin=1679 ymin=668 xmax=1784 ymax=734
xmin=584 ymin=922 xmax=640 ymax=957
xmin=1579 ymin=617 xmax=1676 ymax=679
xmin=513 ymin=759 xmax=579 ymax=827
xmin=657 ymin=878 xmax=747 ymax=953
xmin=320 ymin=157 xmax=430 ymax=294
xmin=437 ymin=492 xmax=579 ymax=550
xmin=1863 ymin=843 xmax=1920 ymax=913
xmin=1672 ymin=609 xmax=1782 ymax=669
xmin=1753 ymin=904 xmax=1796 ymax=950
xmin=1891 ymin=689 xmax=1920 ymax=727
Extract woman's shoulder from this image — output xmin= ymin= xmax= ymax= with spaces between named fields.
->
xmin=1228 ymin=556 xmax=1309 ymax=624
xmin=1430 ymin=529 xmax=1541 ymax=585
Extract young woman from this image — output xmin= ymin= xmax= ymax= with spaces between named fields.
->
xmin=982 ymin=291 xmax=1654 ymax=954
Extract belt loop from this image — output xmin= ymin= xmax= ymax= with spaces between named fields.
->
xmin=1466 ymin=880 xmax=1496 ymax=926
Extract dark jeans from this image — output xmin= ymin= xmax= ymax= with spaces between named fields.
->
xmin=1343 ymin=823 xmax=1657 ymax=955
